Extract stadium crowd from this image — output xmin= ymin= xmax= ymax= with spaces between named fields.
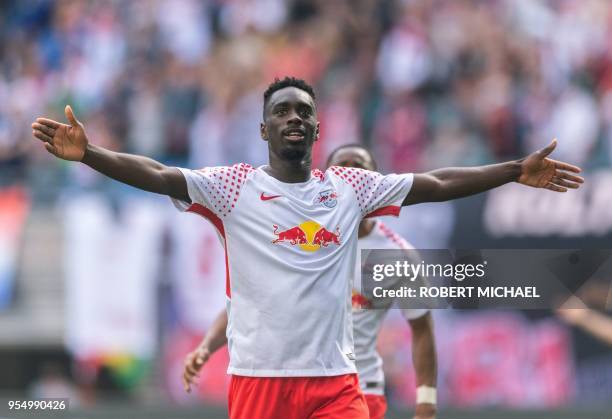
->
xmin=1 ymin=0 xmax=611 ymax=192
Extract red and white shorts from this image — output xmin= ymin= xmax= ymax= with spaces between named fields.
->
xmin=364 ymin=394 xmax=388 ymax=419
xmin=228 ymin=374 xmax=368 ymax=419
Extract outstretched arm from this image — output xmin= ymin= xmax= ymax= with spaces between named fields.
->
xmin=183 ymin=310 xmax=229 ymax=393
xmin=404 ymin=139 xmax=583 ymax=206
xmin=557 ymin=307 xmax=612 ymax=347
xmin=409 ymin=312 xmax=437 ymax=419
xmin=32 ymin=106 xmax=189 ymax=202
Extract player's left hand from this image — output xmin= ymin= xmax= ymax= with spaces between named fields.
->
xmin=414 ymin=403 xmax=436 ymax=419
xmin=518 ymin=139 xmax=584 ymax=192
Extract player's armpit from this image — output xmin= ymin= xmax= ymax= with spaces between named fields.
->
xmin=402 ymin=173 xmax=442 ymax=206
xmin=164 ymin=167 xmax=191 ymax=203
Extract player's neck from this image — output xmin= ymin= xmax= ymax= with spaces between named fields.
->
xmin=358 ymin=219 xmax=376 ymax=239
xmin=265 ymin=156 xmax=312 ymax=183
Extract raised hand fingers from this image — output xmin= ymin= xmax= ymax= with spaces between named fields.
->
xmin=557 ymin=171 xmax=584 ymax=184
xmin=538 ymin=138 xmax=557 ymax=158
xmin=551 ymin=176 xmax=580 ymax=189
xmin=33 ymin=125 xmax=60 ymax=157
xmin=552 ymin=159 xmax=581 ymax=173
xmin=32 ymin=122 xmax=56 ymax=139
xmin=35 ymin=118 xmax=61 ymax=130
xmin=65 ymin=105 xmax=81 ymax=127
xmin=544 ymin=182 xmax=567 ymax=193
xmin=33 ymin=128 xmax=53 ymax=144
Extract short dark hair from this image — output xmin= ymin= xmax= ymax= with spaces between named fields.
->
xmin=326 ymin=143 xmax=377 ymax=170
xmin=263 ymin=77 xmax=316 ymax=108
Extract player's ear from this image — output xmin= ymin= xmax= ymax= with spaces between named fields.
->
xmin=260 ymin=122 xmax=268 ymax=142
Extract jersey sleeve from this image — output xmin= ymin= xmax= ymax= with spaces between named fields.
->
xmin=171 ymin=163 xmax=253 ymax=218
xmin=329 ymin=166 xmax=413 ymax=218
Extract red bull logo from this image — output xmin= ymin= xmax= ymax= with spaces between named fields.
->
xmin=351 ymin=289 xmax=372 ymax=309
xmin=272 ymin=220 xmax=341 ymax=252
xmin=313 ymin=226 xmax=341 ymax=247
xmin=272 ymin=225 xmax=308 ymax=245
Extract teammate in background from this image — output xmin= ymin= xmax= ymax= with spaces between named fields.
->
xmin=32 ymin=76 xmax=583 ymax=419
xmin=329 ymin=145 xmax=437 ymax=419
xmin=183 ymin=145 xmax=438 ymax=419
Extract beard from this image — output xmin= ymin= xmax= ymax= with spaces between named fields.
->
xmin=279 ymin=146 xmax=308 ymax=161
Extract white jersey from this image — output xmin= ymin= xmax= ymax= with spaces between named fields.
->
xmin=352 ymin=220 xmax=428 ymax=395
xmin=172 ymin=164 xmax=413 ymax=377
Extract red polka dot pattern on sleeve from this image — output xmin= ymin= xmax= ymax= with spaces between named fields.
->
xmin=195 ymin=163 xmax=254 ymax=217
xmin=330 ymin=166 xmax=393 ymax=215
xmin=311 ymin=169 xmax=325 ymax=182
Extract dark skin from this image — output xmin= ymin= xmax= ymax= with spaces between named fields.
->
xmin=328 ymin=146 xmax=437 ymax=419
xmin=408 ymin=314 xmax=437 ymax=419
xmin=32 ymin=106 xmax=191 ymax=202
xmin=327 ymin=143 xmax=583 ymax=207
xmin=32 ymin=88 xmax=582 ymax=204
xmin=402 ymin=143 xmax=583 ymax=205
xmin=183 ymin=309 xmax=229 ymax=393
xmin=260 ymin=87 xmax=320 ymax=183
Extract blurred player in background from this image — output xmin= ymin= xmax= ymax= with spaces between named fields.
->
xmin=183 ymin=145 xmax=438 ymax=419
xmin=32 ymin=76 xmax=583 ymax=418
xmin=558 ymin=308 xmax=612 ymax=346
xmin=557 ymin=297 xmax=612 ymax=346
xmin=328 ymin=145 xmax=437 ymax=419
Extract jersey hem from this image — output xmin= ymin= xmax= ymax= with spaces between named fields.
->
xmin=361 ymin=387 xmax=385 ymax=396
xmin=227 ymin=366 xmax=357 ymax=377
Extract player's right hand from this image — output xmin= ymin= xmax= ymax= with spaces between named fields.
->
xmin=183 ymin=346 xmax=211 ymax=393
xmin=32 ymin=105 xmax=88 ymax=161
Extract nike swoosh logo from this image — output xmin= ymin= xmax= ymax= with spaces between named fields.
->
xmin=260 ymin=192 xmax=282 ymax=201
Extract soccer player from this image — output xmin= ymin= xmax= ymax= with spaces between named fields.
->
xmin=329 ymin=145 xmax=437 ymax=419
xmin=183 ymin=145 xmax=437 ymax=419
xmin=32 ymin=77 xmax=583 ymax=418
xmin=183 ymin=144 xmax=436 ymax=419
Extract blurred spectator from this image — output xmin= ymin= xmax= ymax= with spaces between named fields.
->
xmin=1 ymin=0 xmax=611 ymax=190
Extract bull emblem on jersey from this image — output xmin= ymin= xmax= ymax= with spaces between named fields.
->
xmin=272 ymin=224 xmax=308 ymax=245
xmin=316 ymin=189 xmax=338 ymax=208
xmin=272 ymin=221 xmax=341 ymax=252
